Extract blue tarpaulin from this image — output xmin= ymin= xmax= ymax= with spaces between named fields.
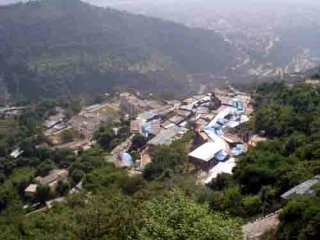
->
xmin=229 ymin=99 xmax=244 ymax=112
xmin=143 ymin=122 xmax=151 ymax=134
xmin=237 ymin=101 xmax=244 ymax=111
xmin=231 ymin=144 xmax=245 ymax=156
xmin=120 ymin=153 xmax=134 ymax=167
xmin=215 ymin=150 xmax=228 ymax=161
xmin=217 ymin=118 xmax=227 ymax=125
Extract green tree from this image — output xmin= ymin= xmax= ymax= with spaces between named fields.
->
xmin=95 ymin=126 xmax=115 ymax=151
xmin=70 ymin=169 xmax=84 ymax=185
xmin=121 ymin=175 xmax=145 ymax=196
xmin=138 ymin=190 xmax=242 ymax=240
xmin=36 ymin=160 xmax=55 ymax=176
xmin=242 ymin=195 xmax=262 ymax=216
xmin=277 ymin=196 xmax=320 ymax=240
xmin=143 ymin=141 xmax=189 ymax=180
xmin=131 ymin=134 xmax=147 ymax=150
xmin=56 ymin=180 xmax=70 ymax=197
xmin=61 ymin=129 xmax=73 ymax=144
xmin=35 ymin=185 xmax=51 ymax=203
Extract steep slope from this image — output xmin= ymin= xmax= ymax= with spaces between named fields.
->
xmin=0 ymin=0 xmax=236 ymax=100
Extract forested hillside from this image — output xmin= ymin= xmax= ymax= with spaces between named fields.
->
xmin=207 ymin=82 xmax=320 ymax=239
xmin=0 ymin=110 xmax=243 ymax=239
xmin=0 ymin=0 xmax=236 ymax=100
xmin=1 ymin=82 xmax=320 ymax=239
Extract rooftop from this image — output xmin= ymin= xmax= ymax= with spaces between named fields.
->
xmin=130 ymin=120 xmax=140 ymax=134
xmin=204 ymin=158 xmax=237 ymax=184
xmin=189 ymin=141 xmax=225 ymax=162
xmin=222 ymin=133 xmax=244 ymax=144
xmin=10 ymin=148 xmax=24 ymax=158
xmin=35 ymin=169 xmax=68 ymax=186
xmin=24 ymin=184 xmax=38 ymax=193
xmin=149 ymin=120 xmax=161 ymax=135
xmin=281 ymin=175 xmax=320 ymax=200
xmin=168 ymin=115 xmax=185 ymax=124
xmin=148 ymin=126 xmax=185 ymax=146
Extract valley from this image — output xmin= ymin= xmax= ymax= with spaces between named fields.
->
xmin=96 ymin=0 xmax=320 ymax=80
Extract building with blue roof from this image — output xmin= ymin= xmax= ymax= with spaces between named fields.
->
xmin=231 ymin=144 xmax=246 ymax=156
xmin=215 ymin=150 xmax=228 ymax=161
xmin=119 ymin=153 xmax=134 ymax=167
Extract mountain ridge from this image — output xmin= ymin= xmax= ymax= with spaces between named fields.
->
xmin=0 ymin=0 xmax=237 ymax=101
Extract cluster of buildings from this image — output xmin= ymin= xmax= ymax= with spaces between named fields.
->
xmin=304 ymin=78 xmax=320 ymax=86
xmin=0 ymin=106 xmax=26 ymax=118
xmin=70 ymin=103 xmax=116 ymax=139
xmin=188 ymin=89 xmax=253 ymax=184
xmin=111 ymin=93 xmax=189 ymax=169
xmin=24 ymin=169 xmax=69 ymax=199
xmin=44 ymin=107 xmax=68 ymax=137
xmin=113 ymin=88 xmax=253 ymax=179
xmin=43 ymin=102 xmax=119 ymax=150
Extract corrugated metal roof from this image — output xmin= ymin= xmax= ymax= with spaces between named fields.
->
xmin=189 ymin=141 xmax=224 ymax=162
xmin=281 ymin=175 xmax=320 ymax=199
xmin=148 ymin=126 xmax=182 ymax=146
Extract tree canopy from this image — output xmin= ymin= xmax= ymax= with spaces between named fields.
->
xmin=0 ymin=0 xmax=237 ymax=100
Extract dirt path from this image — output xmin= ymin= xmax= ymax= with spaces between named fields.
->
xmin=242 ymin=211 xmax=281 ymax=239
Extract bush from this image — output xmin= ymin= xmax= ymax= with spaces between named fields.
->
xmin=35 ymin=185 xmax=51 ymax=203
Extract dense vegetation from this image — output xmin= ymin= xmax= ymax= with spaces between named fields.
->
xmin=0 ymin=0 xmax=236 ymax=100
xmin=0 ymin=124 xmax=242 ymax=239
xmin=203 ymin=82 xmax=320 ymax=239
xmin=277 ymin=193 xmax=320 ymax=239
xmin=0 ymin=100 xmax=242 ymax=239
xmin=1 ymin=80 xmax=320 ymax=239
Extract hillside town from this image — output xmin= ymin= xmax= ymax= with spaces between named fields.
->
xmin=102 ymin=86 xmax=257 ymax=183
xmin=1 ymin=83 xmax=320 ymax=239
xmin=2 ymin=83 xmax=320 ymax=239
xmin=18 ymin=85 xmax=256 ymax=186
xmin=1 ymin=0 xmax=320 ymax=239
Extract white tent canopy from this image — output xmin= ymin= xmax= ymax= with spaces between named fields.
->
xmin=204 ymin=158 xmax=236 ymax=184
xmin=189 ymin=141 xmax=225 ymax=162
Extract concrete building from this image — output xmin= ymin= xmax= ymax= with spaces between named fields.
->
xmin=148 ymin=126 xmax=187 ymax=146
xmin=71 ymin=112 xmax=105 ymax=138
xmin=305 ymin=78 xmax=320 ymax=86
xmin=143 ymin=119 xmax=161 ymax=136
xmin=119 ymin=93 xmax=162 ymax=116
xmin=24 ymin=169 xmax=69 ymax=198
xmin=35 ymin=169 xmax=69 ymax=187
xmin=189 ymin=141 xmax=228 ymax=170
xmin=24 ymin=184 xmax=38 ymax=198
xmin=130 ymin=120 xmax=140 ymax=134
xmin=111 ymin=135 xmax=135 ymax=156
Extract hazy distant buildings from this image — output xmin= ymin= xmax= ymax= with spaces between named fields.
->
xmin=305 ymin=78 xmax=320 ymax=86
xmin=119 ymin=93 xmax=162 ymax=116
xmin=71 ymin=112 xmax=105 ymax=138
